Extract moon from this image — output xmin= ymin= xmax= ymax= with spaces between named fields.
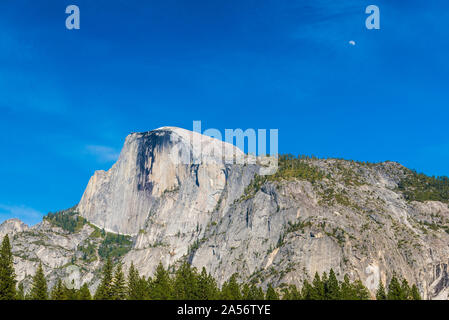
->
xmin=349 ymin=40 xmax=356 ymax=46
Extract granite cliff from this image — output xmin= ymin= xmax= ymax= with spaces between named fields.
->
xmin=1 ymin=127 xmax=449 ymax=299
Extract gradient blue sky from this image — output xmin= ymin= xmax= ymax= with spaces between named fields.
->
xmin=1 ymin=0 xmax=448 ymax=225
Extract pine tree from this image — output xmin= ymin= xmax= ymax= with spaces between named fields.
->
xmin=220 ymin=274 xmax=242 ymax=300
xmin=265 ymin=283 xmax=279 ymax=300
xmin=50 ymin=279 xmax=66 ymax=300
xmin=280 ymin=286 xmax=289 ymax=300
xmin=138 ymin=277 xmax=148 ymax=299
xmin=94 ymin=257 xmax=114 ymax=300
xmin=387 ymin=274 xmax=402 ymax=300
xmin=149 ymin=262 xmax=173 ymax=300
xmin=64 ymin=280 xmax=79 ymax=300
xmin=410 ymin=284 xmax=421 ymax=300
xmin=288 ymin=284 xmax=301 ymax=300
xmin=112 ymin=263 xmax=127 ymax=300
xmin=16 ymin=282 xmax=25 ymax=300
xmin=242 ymin=283 xmax=251 ymax=300
xmin=326 ymin=269 xmax=341 ymax=300
xmin=301 ymin=279 xmax=313 ymax=300
xmin=376 ymin=281 xmax=387 ymax=300
xmin=400 ymin=278 xmax=411 ymax=300
xmin=321 ymin=272 xmax=328 ymax=289
xmin=311 ymin=272 xmax=324 ymax=299
xmin=127 ymin=262 xmax=147 ymax=300
xmin=29 ymin=263 xmax=48 ymax=300
xmin=352 ymin=280 xmax=370 ymax=300
xmin=244 ymin=283 xmax=264 ymax=300
xmin=340 ymin=274 xmax=355 ymax=300
xmin=256 ymin=286 xmax=265 ymax=300
xmin=173 ymin=262 xmax=199 ymax=299
xmin=79 ymin=283 xmax=92 ymax=300
xmin=0 ymin=235 xmax=16 ymax=300
xmin=197 ymin=267 xmax=218 ymax=300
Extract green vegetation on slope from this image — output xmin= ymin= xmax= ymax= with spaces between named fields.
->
xmin=98 ymin=233 xmax=132 ymax=260
xmin=398 ymin=169 xmax=449 ymax=203
xmin=44 ymin=207 xmax=86 ymax=233
xmin=44 ymin=208 xmax=132 ymax=260
xmin=270 ymin=154 xmax=325 ymax=183
xmin=240 ymin=154 xmax=325 ymax=201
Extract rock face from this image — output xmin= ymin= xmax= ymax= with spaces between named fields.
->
xmin=2 ymin=126 xmax=449 ymax=299
xmin=0 ymin=219 xmax=29 ymax=239
xmin=77 ymin=127 xmax=248 ymax=235
xmin=0 ymin=219 xmax=100 ymax=291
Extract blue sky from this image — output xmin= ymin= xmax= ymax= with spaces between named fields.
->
xmin=0 ymin=0 xmax=448 ymax=225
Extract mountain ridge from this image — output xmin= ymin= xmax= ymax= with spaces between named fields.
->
xmin=2 ymin=127 xmax=449 ymax=299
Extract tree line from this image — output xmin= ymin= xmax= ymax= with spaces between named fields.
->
xmin=397 ymin=169 xmax=449 ymax=203
xmin=0 ymin=234 xmax=421 ymax=300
